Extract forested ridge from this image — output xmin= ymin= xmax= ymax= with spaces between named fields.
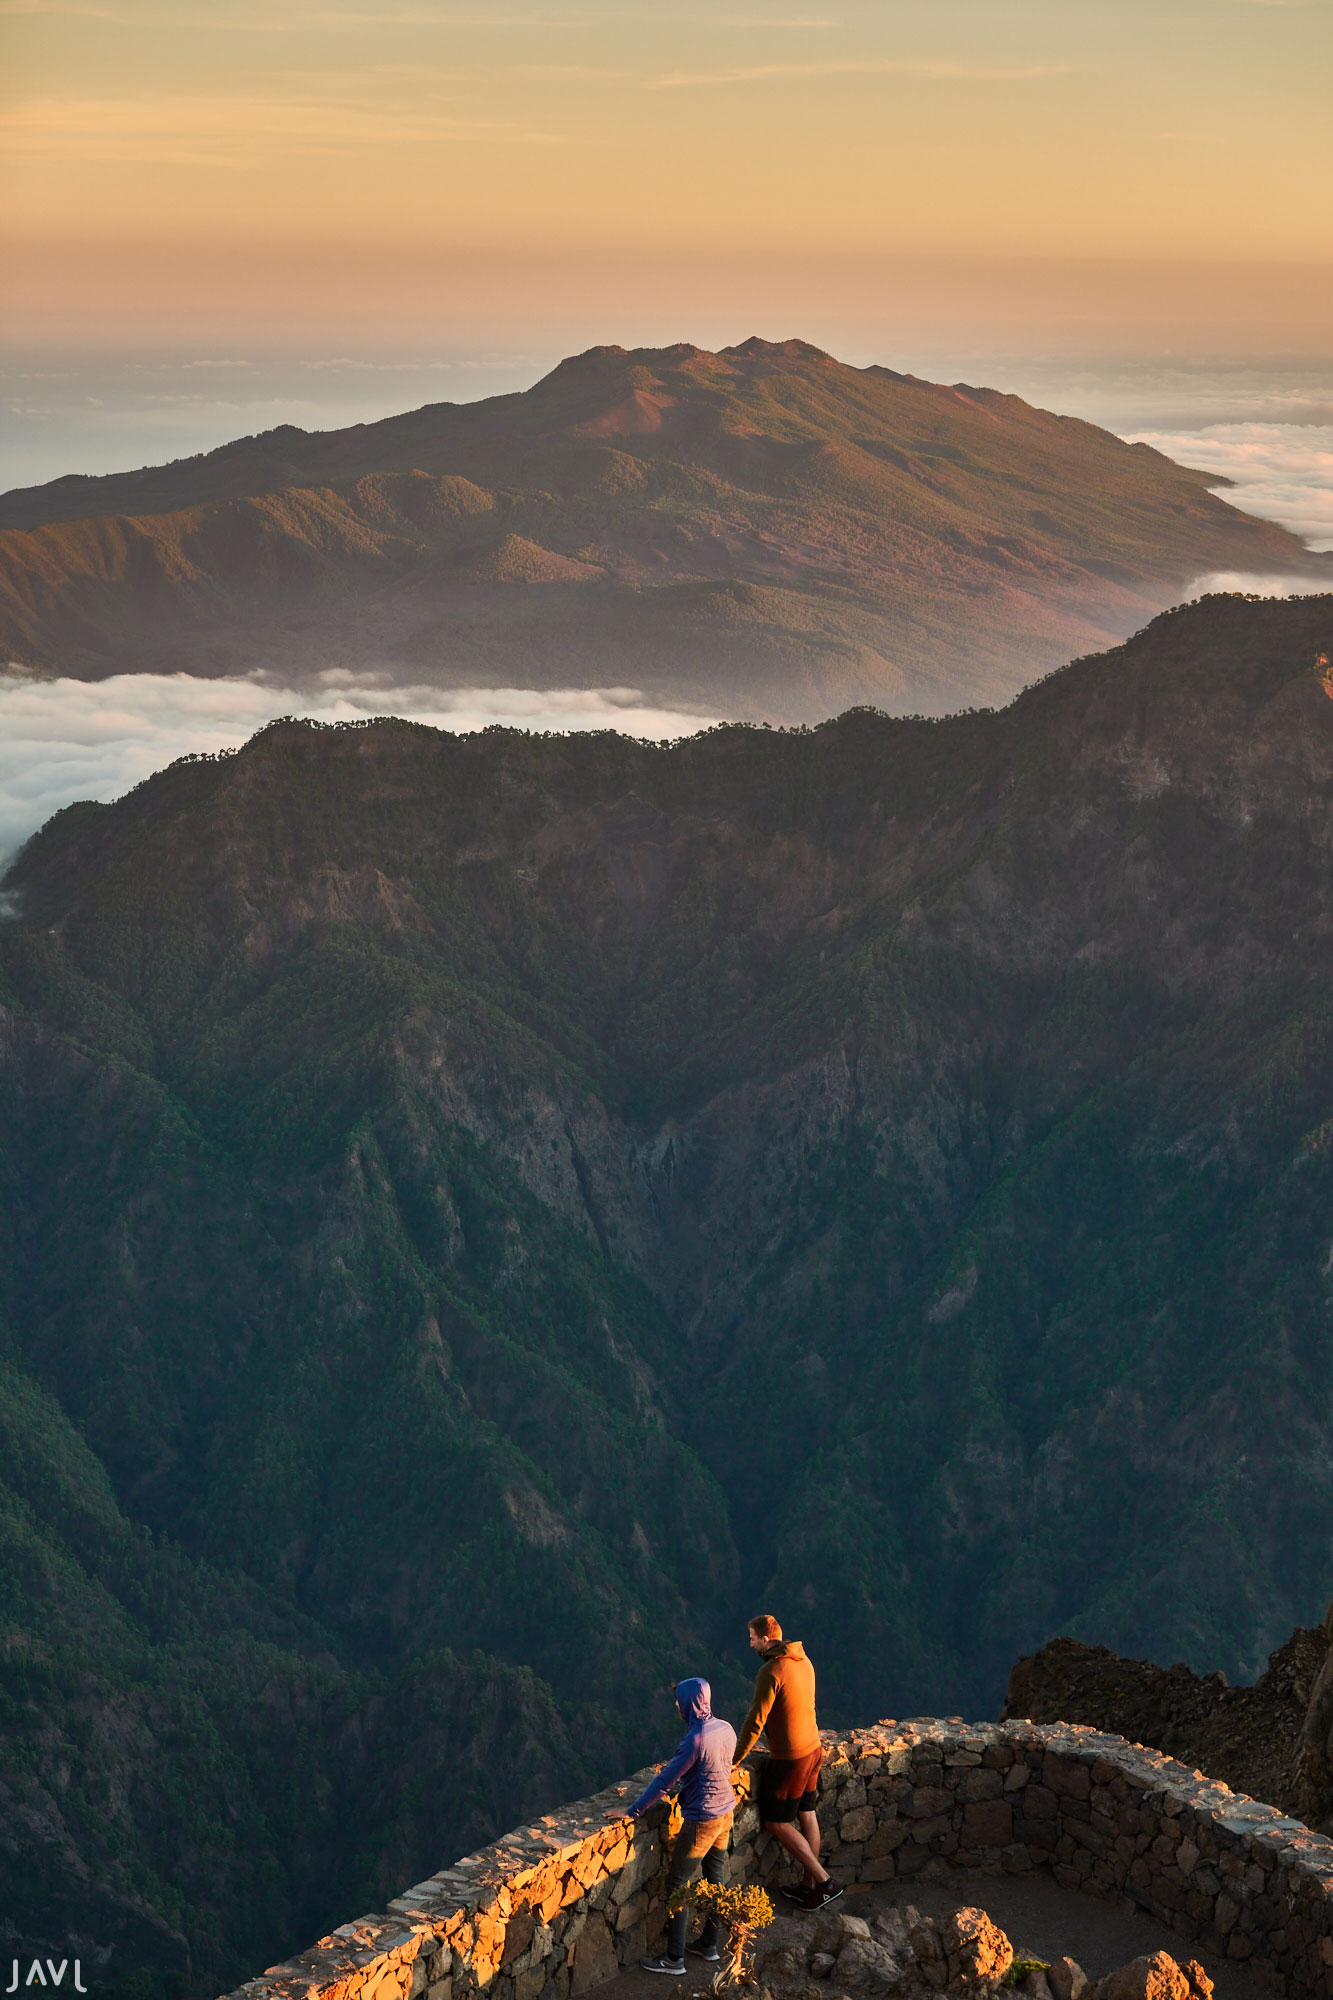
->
xmin=3 ymin=593 xmax=1333 ymax=1993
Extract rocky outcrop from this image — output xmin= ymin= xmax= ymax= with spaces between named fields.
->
xmin=1004 ymin=1623 xmax=1333 ymax=1831
xmin=758 ymin=1910 xmax=1214 ymax=2000
xmin=1092 ymin=1955 xmax=1213 ymax=2000
xmin=757 ymin=1902 xmax=1013 ymax=1993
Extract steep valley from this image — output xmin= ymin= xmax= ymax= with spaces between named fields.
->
xmin=3 ymin=593 xmax=1333 ymax=1991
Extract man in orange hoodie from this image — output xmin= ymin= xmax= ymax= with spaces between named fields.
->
xmin=732 ymin=1614 xmax=841 ymax=1911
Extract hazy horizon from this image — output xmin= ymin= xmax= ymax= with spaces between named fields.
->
xmin=7 ymin=0 xmax=1329 ymax=525
xmin=5 ymin=0 xmax=1330 ymax=347
xmin=4 ymin=0 xmax=1329 ymax=868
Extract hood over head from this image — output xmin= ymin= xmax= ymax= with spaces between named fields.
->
xmin=675 ymin=1676 xmax=712 ymax=1721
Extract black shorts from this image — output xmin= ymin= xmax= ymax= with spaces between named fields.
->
xmin=756 ymin=1749 xmax=823 ymax=1824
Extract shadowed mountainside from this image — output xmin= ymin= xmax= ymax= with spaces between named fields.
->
xmin=0 ymin=339 xmax=1324 ymax=720
xmin=3 ymin=593 xmax=1333 ymax=1990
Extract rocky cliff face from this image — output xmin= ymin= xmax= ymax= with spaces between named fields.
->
xmin=1004 ymin=1626 xmax=1333 ymax=1828
xmin=3 ymin=593 xmax=1333 ymax=1990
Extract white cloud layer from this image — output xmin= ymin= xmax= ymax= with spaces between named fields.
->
xmin=1129 ymin=422 xmax=1333 ymax=551
xmin=0 ymin=673 xmax=722 ymax=869
xmin=1187 ymin=571 xmax=1333 ymax=597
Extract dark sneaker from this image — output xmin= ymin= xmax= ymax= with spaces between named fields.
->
xmin=800 ymin=1879 xmax=844 ymax=1911
xmin=640 ymin=1956 xmax=686 ymax=1977
xmin=686 ymin=1942 xmax=721 ymax=1963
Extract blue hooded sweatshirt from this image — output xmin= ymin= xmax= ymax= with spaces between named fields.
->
xmin=628 ymin=1678 xmax=738 ymax=1824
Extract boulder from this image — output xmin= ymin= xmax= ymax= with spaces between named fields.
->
xmin=1093 ymin=1954 xmax=1193 ymax=2000
xmin=870 ymin=1909 xmax=919 ymax=1957
xmin=834 ymin=1938 xmax=909 ymax=1991
xmin=908 ymin=1920 xmax=943 ymax=1964
xmin=1049 ymin=1959 xmax=1089 ymax=2000
xmin=909 ymin=1919 xmax=947 ymax=1992
xmin=815 ymin=1914 xmax=872 ymax=1951
xmin=943 ymin=1909 xmax=1014 ymax=1986
xmin=810 ymin=1953 xmax=837 ymax=1979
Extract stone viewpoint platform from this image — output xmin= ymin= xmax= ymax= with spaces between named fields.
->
xmin=220 ymin=1719 xmax=1333 ymax=2000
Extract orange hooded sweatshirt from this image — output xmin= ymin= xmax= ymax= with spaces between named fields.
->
xmin=734 ymin=1639 xmax=820 ymax=1764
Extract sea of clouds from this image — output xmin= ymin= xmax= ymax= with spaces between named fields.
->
xmin=1130 ymin=422 xmax=1333 ymax=551
xmin=0 ymin=674 xmax=721 ymax=871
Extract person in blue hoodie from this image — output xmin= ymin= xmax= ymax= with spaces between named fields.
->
xmin=624 ymin=1677 xmax=738 ymax=1977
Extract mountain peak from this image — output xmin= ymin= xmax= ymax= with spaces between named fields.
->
xmin=531 ymin=335 xmax=834 ymax=400
xmin=722 ymin=335 xmax=833 ymax=364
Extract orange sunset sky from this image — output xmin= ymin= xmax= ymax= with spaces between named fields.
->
xmin=2 ymin=0 xmax=1330 ymax=348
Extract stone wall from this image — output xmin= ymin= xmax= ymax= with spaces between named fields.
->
xmin=221 ymin=1719 xmax=1333 ymax=2000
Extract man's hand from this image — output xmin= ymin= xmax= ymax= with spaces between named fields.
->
xmin=603 ymin=1806 xmax=632 ymax=1822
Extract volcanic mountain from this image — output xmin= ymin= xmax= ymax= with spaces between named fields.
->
xmin=0 ymin=338 xmax=1322 ymax=719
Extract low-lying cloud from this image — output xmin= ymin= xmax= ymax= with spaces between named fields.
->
xmin=0 ymin=672 xmax=722 ymax=870
xmin=1130 ymin=421 xmax=1333 ymax=551
xmin=1187 ymin=571 xmax=1332 ymax=598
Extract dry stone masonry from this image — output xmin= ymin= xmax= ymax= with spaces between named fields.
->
xmin=222 ymin=1719 xmax=1333 ymax=2000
